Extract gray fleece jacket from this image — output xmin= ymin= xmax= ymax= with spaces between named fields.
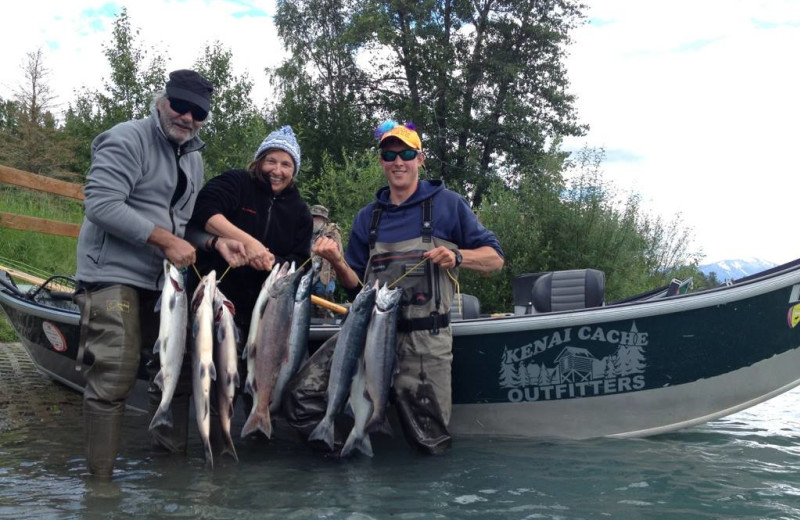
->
xmin=76 ymin=106 xmax=205 ymax=291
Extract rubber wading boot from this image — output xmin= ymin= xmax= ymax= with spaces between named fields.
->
xmin=394 ymin=382 xmax=452 ymax=455
xmin=84 ymin=409 xmax=123 ymax=478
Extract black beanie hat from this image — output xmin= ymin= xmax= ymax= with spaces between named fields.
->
xmin=165 ymin=70 xmax=214 ymax=112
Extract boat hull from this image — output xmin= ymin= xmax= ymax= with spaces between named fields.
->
xmin=3 ymin=263 xmax=800 ymax=439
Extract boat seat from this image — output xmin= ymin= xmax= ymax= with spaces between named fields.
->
xmin=450 ymin=293 xmax=480 ymax=321
xmin=511 ymin=272 xmax=548 ymax=315
xmin=666 ymin=277 xmax=693 ymax=296
xmin=531 ymin=269 xmax=605 ymax=313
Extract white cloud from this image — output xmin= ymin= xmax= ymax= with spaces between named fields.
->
xmin=564 ymin=0 xmax=800 ymax=264
xmin=0 ymin=0 xmax=285 ymax=110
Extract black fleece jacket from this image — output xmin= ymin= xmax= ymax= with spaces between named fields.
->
xmin=190 ymin=168 xmax=312 ymax=329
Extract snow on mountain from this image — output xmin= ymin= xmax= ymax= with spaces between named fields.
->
xmin=699 ymin=257 xmax=778 ymax=282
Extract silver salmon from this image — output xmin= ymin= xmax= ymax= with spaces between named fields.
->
xmin=308 ymin=283 xmax=377 ymax=451
xmin=149 ymin=260 xmax=188 ymax=431
xmin=340 ymin=356 xmax=374 ymax=458
xmin=243 ymin=263 xmax=288 ymax=413
xmin=363 ymin=283 xmax=403 ymax=434
xmin=243 ymin=264 xmax=282 ymax=361
xmin=213 ymin=288 xmax=239 ymax=462
xmin=191 ymin=270 xmax=217 ymax=467
xmin=270 ymin=268 xmax=313 ymax=415
xmin=241 ymin=266 xmax=301 ymax=439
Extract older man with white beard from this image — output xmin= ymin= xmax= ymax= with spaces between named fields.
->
xmin=74 ymin=69 xmax=245 ymax=478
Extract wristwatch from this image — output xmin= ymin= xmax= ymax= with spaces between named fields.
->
xmin=451 ymin=248 xmax=462 ymax=267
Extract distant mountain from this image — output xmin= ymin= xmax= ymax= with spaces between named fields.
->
xmin=699 ymin=258 xmax=777 ymax=282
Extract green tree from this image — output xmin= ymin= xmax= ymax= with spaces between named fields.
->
xmin=460 ymin=146 xmax=703 ymax=311
xmin=93 ymin=7 xmax=166 ymax=124
xmin=0 ymin=97 xmax=19 ymax=133
xmin=0 ymin=49 xmax=75 ymax=177
xmin=360 ymin=0 xmax=587 ymax=205
xmin=269 ymin=0 xmax=377 ymax=181
xmin=193 ymin=41 xmax=266 ymax=179
xmin=63 ymin=7 xmax=165 ymax=176
xmin=299 ymin=149 xmax=386 ymax=240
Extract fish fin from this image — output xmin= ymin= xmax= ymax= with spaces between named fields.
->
xmin=307 ymin=417 xmax=335 ymax=451
xmin=241 ymin=410 xmax=273 ymax=439
xmin=203 ymin=441 xmax=214 ymax=469
xmin=365 ymin=416 xmax=394 ymax=437
xmin=154 ymin=295 xmax=162 ymax=312
xmin=204 ymin=399 xmax=209 ymax=421
xmin=221 ymin=431 xmax=239 ymax=462
xmin=233 ymin=372 xmax=241 ymax=388
xmin=148 ymin=405 xmax=173 ymax=431
xmin=341 ymin=430 xmax=373 ymax=458
xmin=233 ymin=326 xmax=241 ymax=344
xmin=153 ymin=370 xmax=164 ymax=390
xmin=241 ymin=343 xmax=249 ymax=361
xmin=209 ymin=362 xmax=217 ymax=382
xmin=241 ymin=413 xmax=256 ymax=438
xmin=343 ymin=402 xmax=355 ymax=419
xmin=193 ymin=321 xmax=199 ymax=338
xmin=243 ymin=379 xmax=254 ymax=396
xmin=217 ymin=325 xmax=226 ymax=343
xmin=169 ymin=293 xmax=177 ymax=311
xmin=153 ymin=338 xmax=161 ymax=355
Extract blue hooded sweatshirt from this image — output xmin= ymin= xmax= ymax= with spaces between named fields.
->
xmin=344 ymin=180 xmax=504 ymax=285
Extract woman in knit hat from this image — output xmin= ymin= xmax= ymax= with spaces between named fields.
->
xmin=188 ymin=126 xmax=312 ymax=437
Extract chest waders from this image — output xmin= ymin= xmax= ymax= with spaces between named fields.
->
xmin=74 ymin=285 xmax=191 ymax=477
xmin=282 ymin=198 xmax=457 ymax=455
xmin=363 ymin=198 xmax=456 ymax=454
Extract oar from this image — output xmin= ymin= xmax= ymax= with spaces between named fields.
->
xmin=311 ymin=294 xmax=348 ymax=315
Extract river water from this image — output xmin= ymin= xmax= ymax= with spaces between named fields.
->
xmin=1 ymin=344 xmax=800 ymax=519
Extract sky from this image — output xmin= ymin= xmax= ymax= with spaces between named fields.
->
xmin=1 ymin=0 xmax=798 ymax=265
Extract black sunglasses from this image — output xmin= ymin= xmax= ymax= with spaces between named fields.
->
xmin=168 ymin=97 xmax=208 ymax=122
xmin=380 ymin=149 xmax=420 ymax=162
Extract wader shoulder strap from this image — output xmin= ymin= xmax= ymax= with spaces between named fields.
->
xmin=369 ymin=198 xmax=434 ymax=248
xmin=368 ymin=206 xmax=383 ymax=249
xmin=74 ymin=291 xmax=91 ymax=372
xmin=422 ymin=198 xmax=433 ymax=243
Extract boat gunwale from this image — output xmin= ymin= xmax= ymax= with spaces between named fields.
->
xmin=3 ymin=258 xmax=800 ymax=339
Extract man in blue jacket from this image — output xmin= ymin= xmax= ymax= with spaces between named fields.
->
xmin=287 ymin=120 xmax=504 ymax=454
xmin=74 ymin=70 xmax=242 ymax=478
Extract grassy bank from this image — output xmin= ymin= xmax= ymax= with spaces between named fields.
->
xmin=0 ymin=187 xmax=82 ymax=342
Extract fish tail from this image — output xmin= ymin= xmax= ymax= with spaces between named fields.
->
xmin=203 ymin=440 xmax=214 ymax=469
xmin=221 ymin=432 xmax=239 ymax=463
xmin=148 ymin=405 xmax=173 ymax=431
xmin=364 ymin=414 xmax=394 ymax=437
xmin=341 ymin=431 xmax=374 ymax=458
xmin=308 ymin=417 xmax=335 ymax=451
xmin=241 ymin=409 xmax=273 ymax=439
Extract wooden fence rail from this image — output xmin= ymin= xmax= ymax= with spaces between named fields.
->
xmin=0 ymin=164 xmax=84 ymax=238
xmin=0 ymin=164 xmax=347 ymax=312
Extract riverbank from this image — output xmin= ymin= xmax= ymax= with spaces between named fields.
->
xmin=0 ymin=341 xmax=82 ymax=432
